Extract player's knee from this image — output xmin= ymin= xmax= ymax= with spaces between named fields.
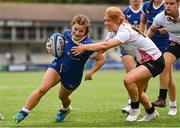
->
xmin=164 ymin=60 xmax=172 ymax=69
xmin=124 ymin=76 xmax=133 ymax=88
xmin=59 ymin=95 xmax=67 ymax=101
xmin=138 ymin=91 xmax=143 ymax=99
xmin=37 ymin=86 xmax=49 ymax=95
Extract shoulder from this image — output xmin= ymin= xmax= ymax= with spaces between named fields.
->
xmin=63 ymin=29 xmax=71 ymax=37
xmin=143 ymin=1 xmax=151 ymax=8
xmin=142 ymin=1 xmax=151 ymax=12
xmin=153 ymin=11 xmax=166 ymax=25
xmin=154 ymin=11 xmax=165 ymax=20
xmin=119 ymin=23 xmax=131 ymax=32
xmin=123 ymin=6 xmax=131 ymax=14
xmin=84 ymin=37 xmax=93 ymax=44
xmin=117 ymin=23 xmax=132 ymax=37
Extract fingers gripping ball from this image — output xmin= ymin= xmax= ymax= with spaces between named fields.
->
xmin=50 ymin=33 xmax=64 ymax=57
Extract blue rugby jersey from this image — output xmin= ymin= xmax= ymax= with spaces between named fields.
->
xmin=142 ymin=1 xmax=169 ymax=52
xmin=123 ymin=5 xmax=142 ymax=27
xmin=59 ymin=29 xmax=94 ymax=73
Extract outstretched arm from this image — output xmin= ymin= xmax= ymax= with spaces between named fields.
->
xmin=71 ymin=39 xmax=121 ymax=56
xmin=84 ymin=52 xmax=105 ymax=81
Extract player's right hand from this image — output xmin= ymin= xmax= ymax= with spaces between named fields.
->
xmin=46 ymin=38 xmax=52 ymax=54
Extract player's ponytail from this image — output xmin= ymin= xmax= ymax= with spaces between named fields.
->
xmin=132 ymin=27 xmax=146 ymax=37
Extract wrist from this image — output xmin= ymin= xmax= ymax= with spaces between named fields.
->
xmin=84 ymin=44 xmax=88 ymax=51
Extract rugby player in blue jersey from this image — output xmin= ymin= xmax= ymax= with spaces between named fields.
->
xmin=13 ymin=14 xmax=105 ymax=123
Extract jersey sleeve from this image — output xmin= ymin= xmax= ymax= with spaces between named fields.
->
xmin=113 ymin=29 xmax=131 ymax=43
xmin=104 ymin=32 xmax=115 ymax=41
xmin=142 ymin=1 xmax=150 ymax=14
xmin=152 ymin=12 xmax=163 ymax=28
xmin=63 ymin=29 xmax=71 ymax=39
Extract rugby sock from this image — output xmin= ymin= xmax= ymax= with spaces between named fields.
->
xmin=22 ymin=107 xmax=30 ymax=113
xmin=159 ymin=89 xmax=167 ymax=100
xmin=131 ymin=101 xmax=139 ymax=109
xmin=145 ymin=106 xmax=155 ymax=114
xmin=61 ymin=105 xmax=70 ymax=111
xmin=169 ymin=100 xmax=176 ymax=107
xmin=128 ymin=98 xmax=131 ymax=105
xmin=20 ymin=107 xmax=30 ymax=117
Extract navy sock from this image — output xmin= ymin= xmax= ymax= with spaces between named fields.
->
xmin=145 ymin=106 xmax=155 ymax=114
xmin=159 ymin=89 xmax=167 ymax=100
xmin=131 ymin=101 xmax=139 ymax=109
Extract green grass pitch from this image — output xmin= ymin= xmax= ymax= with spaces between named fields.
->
xmin=0 ymin=70 xmax=180 ymax=127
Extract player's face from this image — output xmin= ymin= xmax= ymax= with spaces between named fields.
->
xmin=130 ymin=0 xmax=142 ymax=7
xmin=165 ymin=0 xmax=179 ymax=15
xmin=104 ymin=14 xmax=119 ymax=32
xmin=72 ymin=23 xmax=87 ymax=41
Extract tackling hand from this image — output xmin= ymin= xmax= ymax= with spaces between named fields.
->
xmin=46 ymin=39 xmax=52 ymax=54
xmin=71 ymin=44 xmax=86 ymax=56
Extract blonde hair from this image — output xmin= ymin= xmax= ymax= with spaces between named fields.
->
xmin=105 ymin=7 xmax=126 ymax=24
xmin=105 ymin=7 xmax=145 ymax=37
xmin=71 ymin=14 xmax=90 ymax=35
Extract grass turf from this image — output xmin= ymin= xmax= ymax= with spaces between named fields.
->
xmin=0 ymin=70 xmax=180 ymax=127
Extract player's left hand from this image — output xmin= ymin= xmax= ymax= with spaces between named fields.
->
xmin=46 ymin=38 xmax=52 ymax=54
xmin=167 ymin=16 xmax=180 ymax=23
xmin=158 ymin=28 xmax=167 ymax=35
xmin=71 ymin=44 xmax=86 ymax=56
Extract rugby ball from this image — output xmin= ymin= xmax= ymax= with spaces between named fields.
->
xmin=49 ymin=33 xmax=64 ymax=58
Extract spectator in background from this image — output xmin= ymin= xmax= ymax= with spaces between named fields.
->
xmin=25 ymin=52 xmax=31 ymax=64
xmin=121 ymin=0 xmax=143 ymax=114
xmin=5 ymin=52 xmax=14 ymax=65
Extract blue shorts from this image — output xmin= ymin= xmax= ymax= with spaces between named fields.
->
xmin=151 ymin=34 xmax=169 ymax=53
xmin=49 ymin=59 xmax=83 ymax=90
xmin=120 ymin=49 xmax=128 ymax=56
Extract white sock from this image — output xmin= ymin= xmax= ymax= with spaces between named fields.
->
xmin=22 ymin=107 xmax=30 ymax=113
xmin=61 ymin=105 xmax=69 ymax=111
xmin=169 ymin=101 xmax=176 ymax=107
xmin=128 ymin=98 xmax=131 ymax=105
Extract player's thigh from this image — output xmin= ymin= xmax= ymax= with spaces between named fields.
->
xmin=122 ymin=55 xmax=136 ymax=72
xmin=164 ymin=52 xmax=176 ymax=66
xmin=40 ymin=68 xmax=61 ymax=90
xmin=125 ymin=65 xmax=152 ymax=84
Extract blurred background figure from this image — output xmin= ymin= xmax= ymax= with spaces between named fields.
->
xmin=25 ymin=52 xmax=31 ymax=64
xmin=0 ymin=113 xmax=4 ymax=120
xmin=5 ymin=52 xmax=14 ymax=65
